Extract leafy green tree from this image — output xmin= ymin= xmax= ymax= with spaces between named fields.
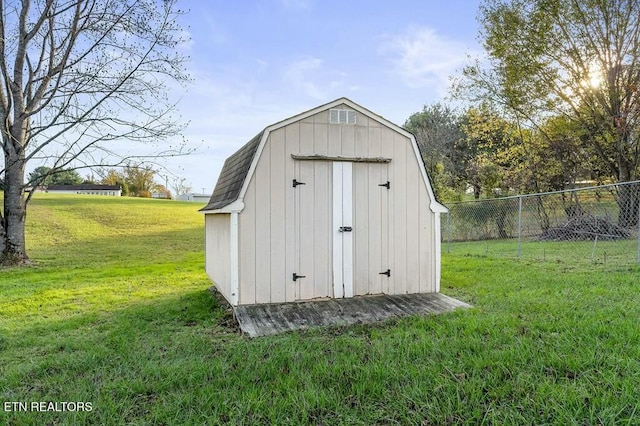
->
xmin=458 ymin=0 xmax=640 ymax=226
xmin=27 ymin=167 xmax=52 ymax=186
xmin=463 ymin=110 xmax=594 ymax=196
xmin=459 ymin=107 xmax=515 ymax=197
xmin=27 ymin=167 xmax=83 ymax=186
xmin=99 ymin=169 xmax=122 ymax=185
xmin=52 ymin=169 xmax=83 ymax=185
xmin=97 ymin=168 xmax=128 ymax=196
xmin=537 ymin=116 xmax=593 ymax=189
xmin=124 ymin=165 xmax=157 ymax=198
xmin=97 ymin=165 xmax=158 ymax=198
xmin=404 ymin=103 xmax=466 ymax=201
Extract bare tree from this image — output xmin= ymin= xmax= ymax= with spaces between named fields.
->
xmin=0 ymin=0 xmax=190 ymax=264
xmin=170 ymin=176 xmax=191 ymax=197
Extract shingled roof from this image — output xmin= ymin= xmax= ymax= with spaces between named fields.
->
xmin=200 ymin=131 xmax=263 ymax=211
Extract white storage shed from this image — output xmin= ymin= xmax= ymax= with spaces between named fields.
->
xmin=201 ymin=98 xmax=447 ymax=306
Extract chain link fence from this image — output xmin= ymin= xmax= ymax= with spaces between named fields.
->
xmin=442 ymin=181 xmax=640 ymax=266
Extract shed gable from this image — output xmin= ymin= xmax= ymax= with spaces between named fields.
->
xmin=201 ymin=98 xmax=446 ymax=214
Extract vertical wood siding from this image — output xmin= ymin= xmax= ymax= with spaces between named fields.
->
xmin=380 ymin=126 xmax=394 ymax=295
xmin=405 ymin=135 xmax=421 ymax=294
xmin=284 ymin=124 xmax=300 ymax=302
xmin=236 ymin=104 xmax=439 ymax=304
xmin=254 ymin=133 xmax=272 ymax=304
xmin=353 ymin=162 xmax=388 ymax=296
xmin=269 ymin=129 xmax=287 ymax=303
xmin=205 ymin=214 xmax=232 ymax=302
xmin=353 ymin=163 xmax=369 ymax=296
xmin=296 ymin=152 xmax=332 ymax=300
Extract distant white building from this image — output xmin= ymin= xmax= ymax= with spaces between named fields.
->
xmin=151 ymin=191 xmax=172 ymax=199
xmin=177 ymin=193 xmax=210 ymax=202
xmin=46 ymin=184 xmax=122 ymax=196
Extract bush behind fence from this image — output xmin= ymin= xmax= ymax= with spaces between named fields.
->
xmin=442 ymin=181 xmax=640 ymax=266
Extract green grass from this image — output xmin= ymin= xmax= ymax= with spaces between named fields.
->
xmin=2 ymin=194 xmax=640 ymax=424
xmin=446 ymin=237 xmax=639 ymax=268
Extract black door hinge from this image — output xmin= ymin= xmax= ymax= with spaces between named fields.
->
xmin=379 ymin=269 xmax=391 ymax=277
xmin=378 ymin=181 xmax=390 ymax=189
xmin=338 ymin=226 xmax=353 ymax=232
xmin=293 ymin=273 xmax=306 ymax=281
xmin=293 ymin=179 xmax=306 ymax=187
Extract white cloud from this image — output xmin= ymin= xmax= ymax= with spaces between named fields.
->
xmin=284 ymin=56 xmax=326 ymax=99
xmin=282 ymin=56 xmax=361 ymax=100
xmin=379 ymin=26 xmax=476 ymax=94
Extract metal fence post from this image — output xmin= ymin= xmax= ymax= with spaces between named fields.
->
xmin=517 ymin=196 xmax=523 ymax=259
xmin=637 ymin=200 xmax=640 ymax=265
xmin=446 ymin=210 xmax=451 ymax=254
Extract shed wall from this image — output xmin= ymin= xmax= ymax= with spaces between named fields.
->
xmin=237 ymin=105 xmax=440 ymax=305
xmin=205 ymin=214 xmax=233 ymax=302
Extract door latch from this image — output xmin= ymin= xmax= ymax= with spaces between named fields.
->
xmin=338 ymin=226 xmax=353 ymax=232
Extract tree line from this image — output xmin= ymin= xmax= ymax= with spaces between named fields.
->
xmin=23 ymin=165 xmax=174 ymax=199
xmin=405 ymin=104 xmax=592 ymax=201
xmin=409 ymin=0 xmax=640 ymax=229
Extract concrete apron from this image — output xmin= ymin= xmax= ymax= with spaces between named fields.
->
xmin=233 ymin=293 xmax=471 ymax=337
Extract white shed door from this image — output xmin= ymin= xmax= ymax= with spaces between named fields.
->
xmin=333 ymin=162 xmax=353 ymax=298
xmin=294 ymin=161 xmax=332 ymax=301
xmin=294 ymin=161 xmax=389 ymax=300
xmin=352 ymin=163 xmax=390 ymax=296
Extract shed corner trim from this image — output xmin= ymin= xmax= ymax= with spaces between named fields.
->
xmin=430 ymin=201 xmax=448 ymax=214
xmin=229 ymin=211 xmax=240 ymax=306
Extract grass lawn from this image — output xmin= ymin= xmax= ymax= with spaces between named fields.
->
xmin=1 ymin=194 xmax=640 ymax=425
xmin=446 ymin=238 xmax=639 ymax=268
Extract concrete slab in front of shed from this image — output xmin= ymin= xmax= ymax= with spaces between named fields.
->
xmin=233 ymin=293 xmax=471 ymax=337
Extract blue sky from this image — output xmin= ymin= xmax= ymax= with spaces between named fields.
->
xmin=171 ymin=0 xmax=483 ymax=194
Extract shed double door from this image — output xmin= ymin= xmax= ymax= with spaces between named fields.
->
xmin=294 ymin=161 xmax=389 ymax=300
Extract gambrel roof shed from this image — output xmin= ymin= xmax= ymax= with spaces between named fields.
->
xmin=201 ymin=97 xmax=447 ymax=307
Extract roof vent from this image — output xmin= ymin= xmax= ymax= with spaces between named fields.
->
xmin=330 ymin=108 xmax=356 ymax=124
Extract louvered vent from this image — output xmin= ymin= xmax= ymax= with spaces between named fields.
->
xmin=329 ymin=108 xmax=356 ymax=124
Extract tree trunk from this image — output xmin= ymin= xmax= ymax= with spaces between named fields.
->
xmin=473 ymin=184 xmax=481 ymax=199
xmin=0 ymin=212 xmax=6 ymax=257
xmin=1 ymin=152 xmax=29 ymax=265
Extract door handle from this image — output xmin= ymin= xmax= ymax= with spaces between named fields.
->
xmin=339 ymin=226 xmax=352 ymax=232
